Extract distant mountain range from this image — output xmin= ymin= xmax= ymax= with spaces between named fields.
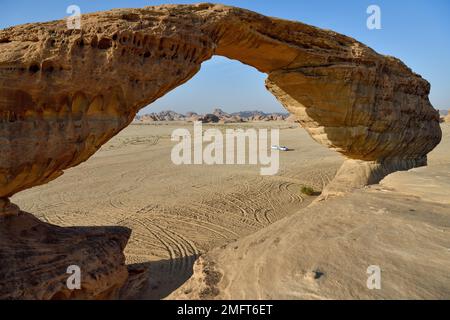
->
xmin=135 ymin=108 xmax=449 ymax=123
xmin=134 ymin=108 xmax=294 ymax=123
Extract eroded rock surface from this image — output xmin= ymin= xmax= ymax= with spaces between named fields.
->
xmin=0 ymin=211 xmax=130 ymax=299
xmin=0 ymin=3 xmax=443 ymax=299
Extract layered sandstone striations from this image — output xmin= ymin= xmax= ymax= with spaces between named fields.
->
xmin=0 ymin=3 xmax=442 ymax=298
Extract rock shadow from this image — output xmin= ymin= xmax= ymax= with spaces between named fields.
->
xmin=122 ymin=255 xmax=198 ymax=300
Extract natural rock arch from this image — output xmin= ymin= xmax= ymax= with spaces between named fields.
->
xmin=0 ymin=4 xmax=442 ymax=298
xmin=0 ymin=3 xmax=442 ymax=203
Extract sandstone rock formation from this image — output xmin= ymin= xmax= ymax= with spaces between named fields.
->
xmin=199 ymin=113 xmax=220 ymax=123
xmin=0 ymin=3 xmax=441 ymax=201
xmin=136 ymin=110 xmax=186 ymax=122
xmin=0 ymin=3 xmax=442 ymax=298
xmin=212 ymin=108 xmax=231 ymax=118
xmin=0 ymin=211 xmax=131 ymax=299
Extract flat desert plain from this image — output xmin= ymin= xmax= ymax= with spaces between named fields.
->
xmin=11 ymin=122 xmax=450 ymax=299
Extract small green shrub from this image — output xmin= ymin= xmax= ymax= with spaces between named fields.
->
xmin=300 ymin=185 xmax=315 ymax=196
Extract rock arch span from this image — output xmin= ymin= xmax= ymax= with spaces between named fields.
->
xmin=0 ymin=4 xmax=441 ymax=298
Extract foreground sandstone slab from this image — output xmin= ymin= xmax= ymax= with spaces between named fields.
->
xmin=380 ymin=164 xmax=450 ymax=205
xmin=170 ymin=166 xmax=450 ymax=299
xmin=0 ymin=211 xmax=130 ymax=299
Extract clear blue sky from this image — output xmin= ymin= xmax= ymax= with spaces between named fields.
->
xmin=1 ymin=0 xmax=449 ymax=114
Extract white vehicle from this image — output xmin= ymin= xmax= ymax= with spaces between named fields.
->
xmin=271 ymin=145 xmax=289 ymax=151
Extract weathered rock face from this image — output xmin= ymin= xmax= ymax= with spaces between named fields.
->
xmin=0 ymin=3 xmax=442 ymax=299
xmin=0 ymin=3 xmax=441 ymax=200
xmin=0 ymin=211 xmax=131 ymax=299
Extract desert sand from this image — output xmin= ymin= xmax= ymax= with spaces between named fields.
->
xmin=11 ymin=122 xmax=450 ymax=299
xmin=12 ymin=121 xmax=343 ymax=299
